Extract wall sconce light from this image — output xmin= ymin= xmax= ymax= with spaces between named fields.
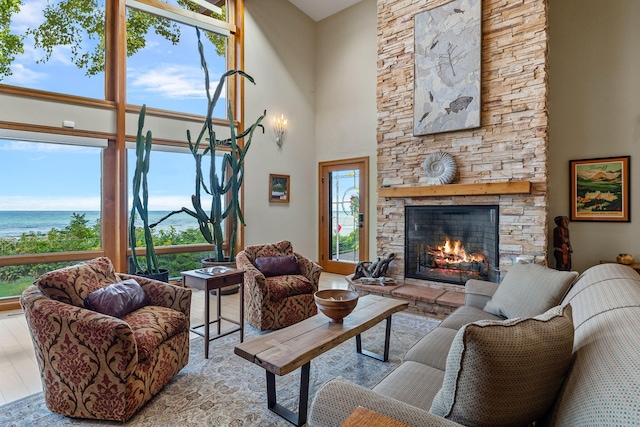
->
xmin=272 ymin=114 xmax=287 ymax=147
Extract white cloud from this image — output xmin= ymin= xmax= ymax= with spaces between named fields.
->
xmin=48 ymin=45 xmax=75 ymax=67
xmin=11 ymin=0 xmax=47 ymax=32
xmin=1 ymin=196 xmax=209 ymax=212
xmin=143 ymin=40 xmax=160 ymax=50
xmin=128 ymin=195 xmax=212 ymax=211
xmin=1 ymin=62 xmax=47 ymax=86
xmin=129 ymin=64 xmax=224 ymax=100
xmin=0 ymin=196 xmax=101 ymax=211
xmin=152 ymin=195 xmax=211 ymax=211
xmin=0 ymin=140 xmax=94 ymax=153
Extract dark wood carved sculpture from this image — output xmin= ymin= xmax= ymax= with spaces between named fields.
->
xmin=353 ymin=253 xmax=396 ymax=279
xmin=553 ymin=215 xmax=572 ymax=271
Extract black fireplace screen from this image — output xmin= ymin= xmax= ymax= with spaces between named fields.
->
xmin=405 ymin=205 xmax=499 ymax=285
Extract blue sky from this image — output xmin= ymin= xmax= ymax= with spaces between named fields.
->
xmin=0 ymin=140 xmax=217 ymax=211
xmin=0 ymin=0 xmax=226 ymax=211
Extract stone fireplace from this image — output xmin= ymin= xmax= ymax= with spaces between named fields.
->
xmin=405 ymin=205 xmax=499 ymax=285
xmin=376 ymin=0 xmax=550 ymax=293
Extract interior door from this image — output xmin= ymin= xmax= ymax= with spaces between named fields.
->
xmin=319 ymin=157 xmax=369 ymax=275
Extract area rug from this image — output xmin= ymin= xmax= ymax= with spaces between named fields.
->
xmin=0 ymin=312 xmax=440 ymax=426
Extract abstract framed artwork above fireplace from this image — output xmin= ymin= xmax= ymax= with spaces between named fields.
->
xmin=405 ymin=205 xmax=499 ymax=286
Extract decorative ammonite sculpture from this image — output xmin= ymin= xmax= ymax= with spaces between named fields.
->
xmin=422 ymin=152 xmax=456 ymax=185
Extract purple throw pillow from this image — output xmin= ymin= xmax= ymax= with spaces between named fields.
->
xmin=254 ymin=255 xmax=300 ymax=277
xmin=84 ymin=279 xmax=150 ymax=318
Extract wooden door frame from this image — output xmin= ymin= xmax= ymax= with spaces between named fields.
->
xmin=318 ymin=157 xmax=369 ymax=275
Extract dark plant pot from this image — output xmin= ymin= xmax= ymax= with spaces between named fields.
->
xmin=135 ymin=269 xmax=170 ymax=283
xmin=201 ymin=258 xmax=240 ymax=295
xmin=128 ymin=257 xmax=170 ymax=283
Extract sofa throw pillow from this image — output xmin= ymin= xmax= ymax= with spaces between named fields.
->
xmin=430 ymin=304 xmax=574 ymax=427
xmin=255 ymin=255 xmax=300 ymax=277
xmin=484 ymin=261 xmax=577 ymax=318
xmin=84 ymin=278 xmax=150 ymax=318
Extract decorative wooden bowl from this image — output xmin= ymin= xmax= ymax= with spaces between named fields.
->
xmin=314 ymin=289 xmax=359 ymax=323
xmin=617 ymin=253 xmax=635 ymax=265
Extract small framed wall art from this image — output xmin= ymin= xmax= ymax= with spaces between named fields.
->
xmin=570 ymin=156 xmax=630 ymax=222
xmin=269 ymin=174 xmax=290 ymax=203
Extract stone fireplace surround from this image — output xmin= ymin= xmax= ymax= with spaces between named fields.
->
xmin=375 ymin=0 xmax=550 ymax=300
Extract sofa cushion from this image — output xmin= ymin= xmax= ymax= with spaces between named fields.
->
xmin=439 ymin=305 xmax=502 ymax=331
xmin=484 ymin=261 xmax=577 ymax=318
xmin=373 ymin=361 xmax=446 ymax=410
xmin=266 ymin=275 xmax=315 ymax=301
xmin=255 ymin=255 xmax=300 ymax=277
xmin=244 ymin=240 xmax=293 ymax=259
xmin=403 ymin=327 xmax=458 ymax=371
xmin=35 ymin=257 xmax=119 ymax=308
xmin=122 ymin=305 xmax=189 ymax=362
xmin=84 ymin=278 xmax=149 ymax=318
xmin=429 ymin=304 xmax=574 ymax=427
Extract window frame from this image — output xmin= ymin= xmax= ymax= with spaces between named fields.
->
xmin=0 ymin=0 xmax=244 ymax=306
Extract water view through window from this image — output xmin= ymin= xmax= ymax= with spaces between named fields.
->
xmin=0 ymin=139 xmax=225 ymax=298
xmin=0 ymin=138 xmax=103 ymax=298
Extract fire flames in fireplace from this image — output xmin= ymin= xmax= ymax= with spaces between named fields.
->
xmin=414 ymin=237 xmax=489 ymax=283
xmin=428 ymin=237 xmax=488 ymax=270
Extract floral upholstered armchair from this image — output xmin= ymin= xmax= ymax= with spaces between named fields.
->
xmin=236 ymin=240 xmax=322 ymax=331
xmin=20 ymin=257 xmax=191 ymax=421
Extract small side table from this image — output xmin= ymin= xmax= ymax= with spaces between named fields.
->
xmin=181 ymin=268 xmax=245 ymax=359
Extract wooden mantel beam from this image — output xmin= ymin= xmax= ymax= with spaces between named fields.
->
xmin=378 ymin=181 xmax=531 ymax=198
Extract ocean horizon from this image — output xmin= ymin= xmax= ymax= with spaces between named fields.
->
xmin=0 ymin=210 xmax=201 ymax=238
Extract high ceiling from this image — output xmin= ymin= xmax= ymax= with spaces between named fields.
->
xmin=287 ymin=0 xmax=362 ymax=22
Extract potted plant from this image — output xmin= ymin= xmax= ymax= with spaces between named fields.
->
xmin=129 ymin=105 xmax=170 ymax=282
xmin=151 ymin=28 xmax=265 ymax=269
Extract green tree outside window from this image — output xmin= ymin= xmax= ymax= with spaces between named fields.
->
xmin=0 ymin=0 xmax=226 ymax=80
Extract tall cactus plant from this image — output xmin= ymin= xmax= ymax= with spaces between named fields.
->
xmin=152 ymin=27 xmax=265 ymax=262
xmin=129 ymin=105 xmax=160 ymax=274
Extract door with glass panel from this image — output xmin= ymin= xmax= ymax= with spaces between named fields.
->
xmin=319 ymin=158 xmax=369 ymax=275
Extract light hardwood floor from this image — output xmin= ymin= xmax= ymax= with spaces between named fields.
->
xmin=0 ymin=272 xmax=348 ymax=406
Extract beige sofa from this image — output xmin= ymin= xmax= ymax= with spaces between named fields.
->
xmin=308 ymin=262 xmax=640 ymax=426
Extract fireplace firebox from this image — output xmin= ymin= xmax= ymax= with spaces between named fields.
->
xmin=405 ymin=205 xmax=499 ymax=285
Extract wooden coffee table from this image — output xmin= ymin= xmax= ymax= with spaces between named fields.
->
xmin=234 ymin=295 xmax=408 ymax=426
xmin=341 ymin=406 xmax=412 ymax=427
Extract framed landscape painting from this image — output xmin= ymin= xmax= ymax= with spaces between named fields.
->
xmin=269 ymin=174 xmax=290 ymax=203
xmin=570 ymin=156 xmax=630 ymax=222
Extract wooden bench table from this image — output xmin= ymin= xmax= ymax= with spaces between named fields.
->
xmin=341 ymin=406 xmax=412 ymax=427
xmin=234 ymin=295 xmax=408 ymax=426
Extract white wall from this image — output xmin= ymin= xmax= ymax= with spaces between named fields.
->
xmin=315 ymin=0 xmax=378 ymax=260
xmin=243 ymin=0 xmax=378 ymax=261
xmin=548 ymin=0 xmax=640 ymax=273
xmin=243 ymin=0 xmax=318 ymax=257
xmin=0 ymin=93 xmax=115 ymax=134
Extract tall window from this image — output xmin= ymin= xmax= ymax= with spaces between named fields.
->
xmin=126 ymin=146 xmax=220 ymax=238
xmin=126 ymin=146 xmax=226 ymax=276
xmin=1 ymin=0 xmax=106 ymax=98
xmin=126 ymin=6 xmax=228 ymax=117
xmin=0 ymin=0 xmax=238 ymax=302
xmin=0 ymin=136 xmax=104 ymax=298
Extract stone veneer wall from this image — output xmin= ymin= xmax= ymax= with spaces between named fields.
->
xmin=377 ymin=0 xmax=549 ymax=291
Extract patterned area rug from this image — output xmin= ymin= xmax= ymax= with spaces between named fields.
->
xmin=0 ymin=312 xmax=439 ymax=426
